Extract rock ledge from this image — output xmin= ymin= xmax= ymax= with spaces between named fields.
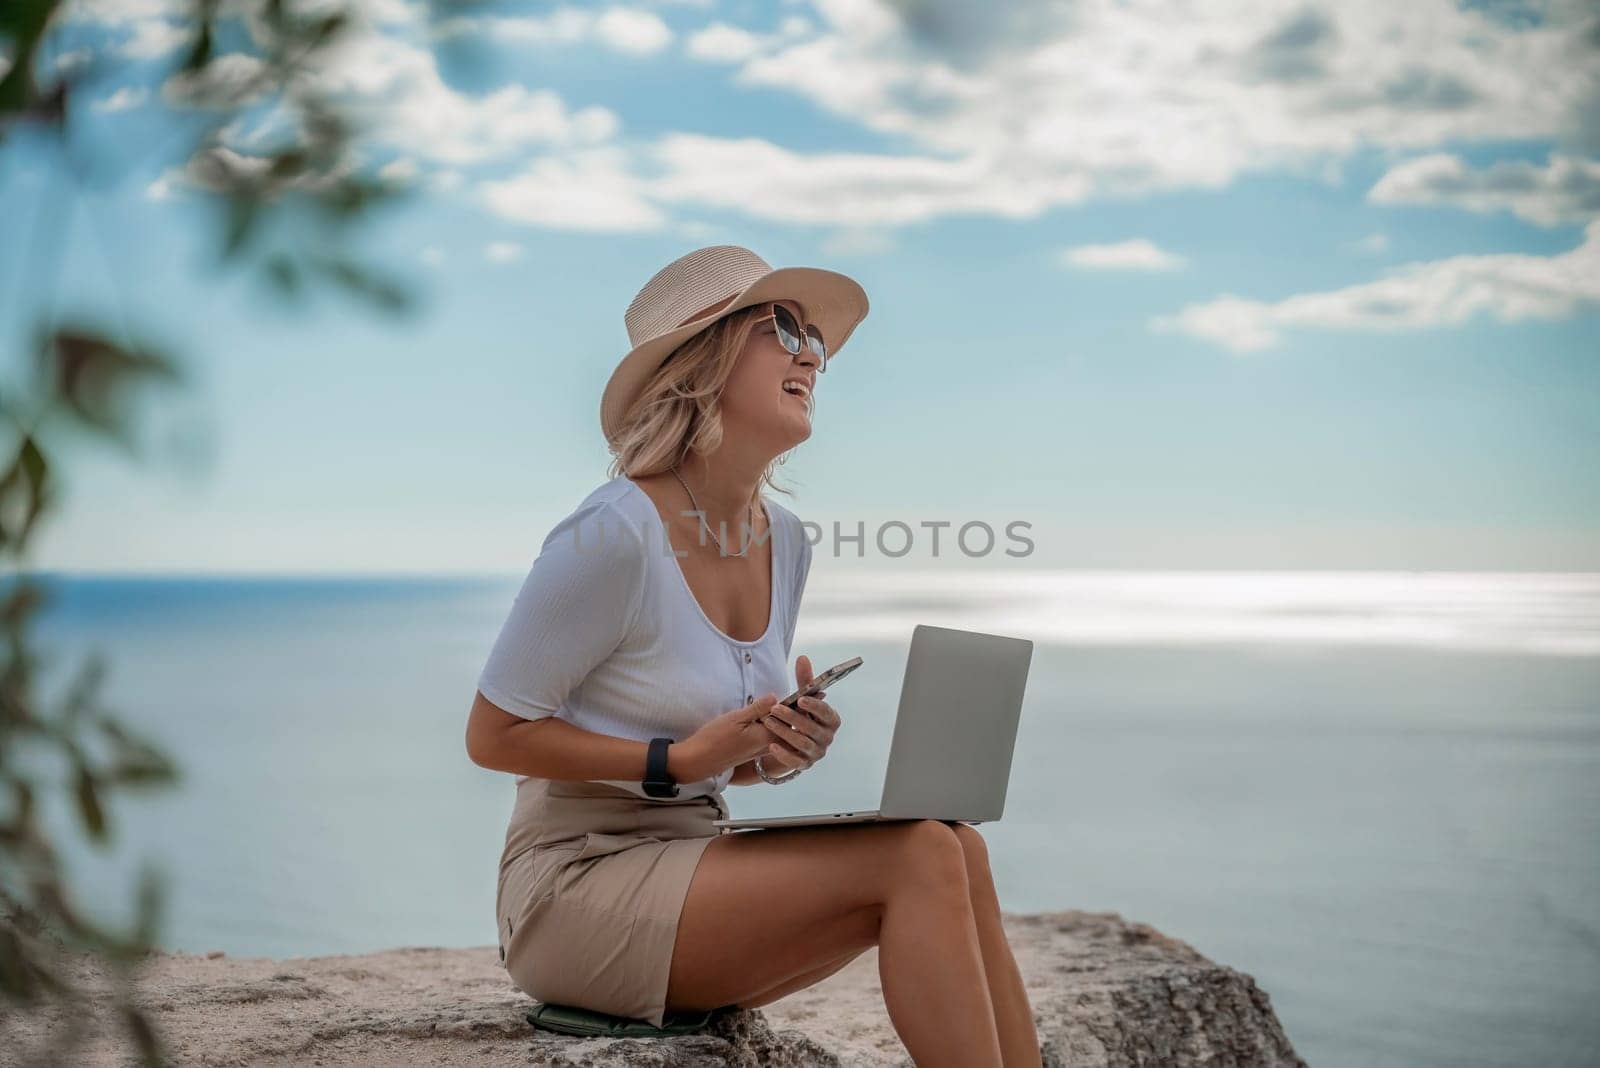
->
xmin=1 ymin=910 xmax=1306 ymax=1067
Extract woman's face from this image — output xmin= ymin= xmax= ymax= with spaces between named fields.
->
xmin=719 ymin=298 xmax=822 ymax=457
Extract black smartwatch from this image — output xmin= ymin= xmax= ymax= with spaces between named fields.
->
xmin=642 ymin=737 xmax=680 ymax=798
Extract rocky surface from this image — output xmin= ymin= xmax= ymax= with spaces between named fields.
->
xmin=2 ymin=910 xmax=1306 ymax=1066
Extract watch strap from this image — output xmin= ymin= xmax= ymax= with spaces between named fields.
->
xmin=643 ymin=737 xmax=679 ymax=798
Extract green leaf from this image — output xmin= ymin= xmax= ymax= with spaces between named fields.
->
xmin=0 ymin=0 xmax=60 ymax=125
xmin=123 ymin=1001 xmax=166 ymax=1068
xmin=38 ymin=328 xmax=183 ymax=438
xmin=305 ymin=12 xmax=349 ymax=49
xmin=110 ymin=751 xmax=180 ymax=787
xmin=19 ymin=434 xmax=46 ymax=490
xmin=0 ymin=576 xmax=47 ymax=628
xmin=132 ymin=863 xmax=165 ymax=947
xmin=0 ymin=921 xmax=37 ymax=1000
xmin=14 ymin=432 xmax=51 ymax=543
xmin=97 ymin=714 xmax=181 ymax=787
xmin=222 ymin=196 xmax=260 ymax=258
xmin=16 ymin=778 xmax=37 ymax=824
xmin=306 ymin=254 xmax=414 ymax=313
xmin=75 ymin=766 xmax=107 ymax=841
xmin=177 ymin=16 xmax=215 ymax=74
xmin=264 ymin=254 xmax=300 ymax=296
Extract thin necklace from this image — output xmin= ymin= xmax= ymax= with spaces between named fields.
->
xmin=669 ymin=465 xmax=759 ymax=558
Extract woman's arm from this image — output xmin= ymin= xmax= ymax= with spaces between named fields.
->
xmin=466 ymin=691 xmax=708 ymax=783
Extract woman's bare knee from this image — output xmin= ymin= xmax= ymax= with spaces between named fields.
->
xmin=885 ymin=819 xmax=970 ymax=896
xmin=950 ymin=822 xmax=1001 ymax=910
xmin=667 ymin=821 xmax=975 ymax=1013
xmin=666 ymin=828 xmax=897 ymax=1013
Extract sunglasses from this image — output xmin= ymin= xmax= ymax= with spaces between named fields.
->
xmin=763 ymin=303 xmax=830 ymax=373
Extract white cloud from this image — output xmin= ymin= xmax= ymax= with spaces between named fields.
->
xmin=147 ymin=146 xmax=268 ymax=199
xmin=434 ymin=6 xmax=672 ymax=56
xmin=64 ymin=0 xmax=185 ymax=21
xmin=120 ymin=18 xmax=192 ymax=58
xmin=475 ymin=0 xmax=1600 ymax=235
xmin=87 ymin=0 xmax=618 ymax=170
xmin=1152 ymin=220 xmax=1600 ymax=352
xmin=76 ymin=0 xmax=1600 ymax=260
xmin=641 ymin=132 xmax=1043 ymax=227
xmin=429 ymin=169 xmax=464 ymax=192
xmin=93 ymin=86 xmax=149 ymax=111
xmin=420 ymin=246 xmax=444 ymax=267
xmin=297 ymin=31 xmax=622 ymax=165
xmin=1062 ymin=239 xmax=1184 ymax=271
xmin=144 ymin=143 xmax=357 ymax=200
xmin=378 ymin=157 xmax=417 ymax=182
xmin=593 ymin=8 xmax=674 ymax=54
xmin=67 ymin=0 xmax=418 ymax=24
xmin=161 ymin=53 xmax=271 ymax=109
xmin=685 ymin=22 xmax=770 ymax=63
xmin=670 ymin=0 xmax=1599 ymax=222
xmin=1354 ymin=232 xmax=1389 ymax=254
xmin=297 ymin=0 xmax=420 ymax=24
xmin=479 ymin=146 xmax=669 ymax=231
xmin=1369 ymin=152 xmax=1600 ymax=227
xmin=484 ymin=241 xmax=524 ymax=263
xmin=50 ymin=49 xmax=93 ymax=76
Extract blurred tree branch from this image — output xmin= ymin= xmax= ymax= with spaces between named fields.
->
xmin=1 ymin=0 xmax=468 ymax=1061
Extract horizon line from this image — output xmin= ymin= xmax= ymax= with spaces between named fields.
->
xmin=10 ymin=567 xmax=1600 ymax=581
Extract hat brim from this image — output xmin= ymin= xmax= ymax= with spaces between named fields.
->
xmin=601 ymin=265 xmax=869 ymax=444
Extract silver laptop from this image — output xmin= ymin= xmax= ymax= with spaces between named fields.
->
xmin=713 ymin=624 xmax=1034 ymax=831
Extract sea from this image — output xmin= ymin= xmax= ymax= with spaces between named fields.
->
xmin=18 ymin=569 xmax=1600 ymax=1068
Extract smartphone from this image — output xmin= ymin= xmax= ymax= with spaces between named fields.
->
xmin=770 ymin=656 xmax=863 ymax=716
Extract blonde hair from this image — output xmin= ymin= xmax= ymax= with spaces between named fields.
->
xmin=605 ymin=302 xmax=807 ymax=500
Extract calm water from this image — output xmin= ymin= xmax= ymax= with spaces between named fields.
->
xmin=19 ymin=571 xmax=1600 ymax=1068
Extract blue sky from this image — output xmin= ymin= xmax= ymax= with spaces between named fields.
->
xmin=4 ymin=0 xmax=1598 ymax=574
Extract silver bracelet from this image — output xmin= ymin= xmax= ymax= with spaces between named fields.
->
xmin=754 ymin=754 xmax=804 ymax=785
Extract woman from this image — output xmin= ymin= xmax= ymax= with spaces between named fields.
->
xmin=464 ymin=245 xmax=1041 ymax=1067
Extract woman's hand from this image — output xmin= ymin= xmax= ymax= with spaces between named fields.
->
xmin=678 ymin=692 xmax=792 ymax=781
xmin=756 ymin=654 xmax=841 ymax=774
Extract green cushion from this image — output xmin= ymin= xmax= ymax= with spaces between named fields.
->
xmin=525 ymin=999 xmax=729 ymax=1038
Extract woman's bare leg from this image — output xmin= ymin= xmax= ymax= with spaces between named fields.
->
xmin=950 ymin=823 xmax=1042 ymax=1068
xmin=736 ymin=938 xmax=873 ymax=1009
xmin=667 ymin=819 xmax=1004 ymax=1067
xmin=875 ymin=821 xmax=1003 ymax=1065
xmin=735 ymin=825 xmax=1040 ymax=1064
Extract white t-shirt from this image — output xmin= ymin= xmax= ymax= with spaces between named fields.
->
xmin=476 ymin=475 xmax=812 ymax=799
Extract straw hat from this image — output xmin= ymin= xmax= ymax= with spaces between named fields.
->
xmin=601 ymin=245 xmax=869 ymax=444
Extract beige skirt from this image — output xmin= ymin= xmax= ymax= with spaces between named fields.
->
xmin=495 ymin=775 xmax=730 ymax=1028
